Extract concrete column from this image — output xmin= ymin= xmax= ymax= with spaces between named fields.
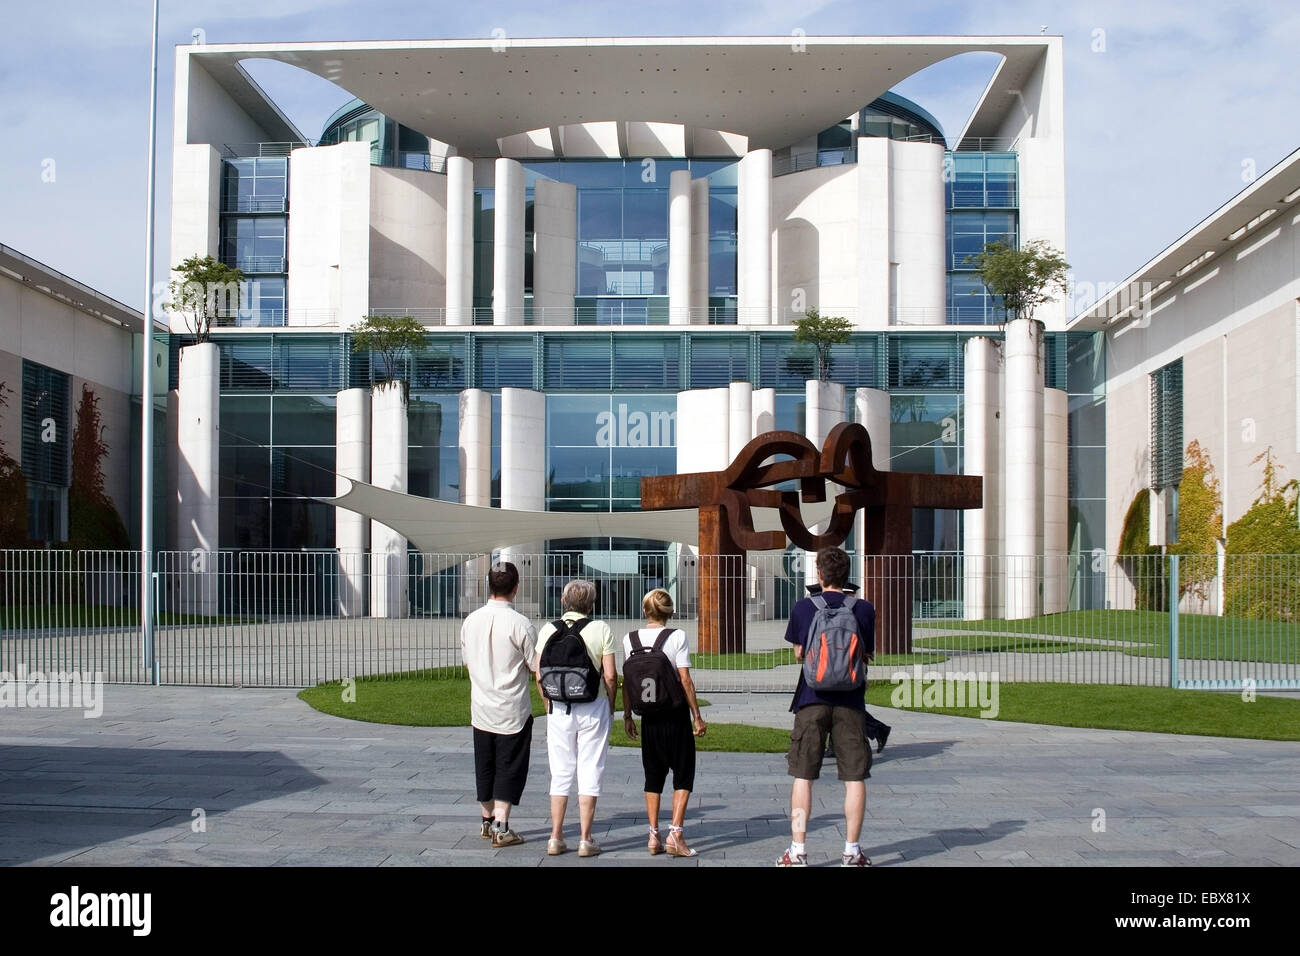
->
xmin=728 ymin=381 xmax=753 ymax=462
xmin=752 ymin=387 xmax=776 ymax=436
xmin=690 ymin=178 xmax=710 ymax=322
xmin=165 ymin=389 xmax=179 ymax=550
xmin=676 ymin=388 xmax=732 ymax=473
xmin=532 ymin=178 xmax=577 ymax=325
xmin=493 ymin=157 xmax=525 ymax=326
xmin=962 ymin=336 xmax=1002 ymax=620
xmin=459 ymin=388 xmax=492 ymax=611
xmin=336 ymin=387 xmax=371 ymax=617
xmin=669 ymin=170 xmax=693 ymax=325
xmin=167 ymin=145 xmax=221 ymax=334
xmin=370 ymin=381 xmax=408 ymax=618
xmin=1004 ymin=318 xmax=1045 ymax=619
xmin=853 ymin=386 xmax=891 ymax=583
xmin=803 ymin=380 xmax=846 ymax=587
xmin=288 ymin=142 xmax=371 ymax=327
xmin=445 ymin=155 xmax=474 ymax=326
xmin=856 ymin=137 xmax=891 ymax=329
xmin=175 ymin=342 xmax=220 ymax=615
xmin=889 ymin=140 xmax=947 ymax=325
xmin=676 ymin=388 xmax=732 ymax=622
xmin=500 ymin=388 xmax=545 ymax=614
xmin=1043 ymin=387 xmax=1069 ymax=614
xmin=738 ymin=148 xmax=773 ymax=325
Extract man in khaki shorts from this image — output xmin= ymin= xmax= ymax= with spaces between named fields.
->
xmin=776 ymin=547 xmax=875 ymax=867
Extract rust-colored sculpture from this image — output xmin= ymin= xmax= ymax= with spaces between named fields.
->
xmin=641 ymin=423 xmax=982 ymax=654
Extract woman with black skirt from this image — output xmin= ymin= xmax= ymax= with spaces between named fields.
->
xmin=621 ymin=588 xmax=707 ymax=857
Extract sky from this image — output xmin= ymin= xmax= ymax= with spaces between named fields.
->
xmin=2 ymin=0 xmax=1298 ymax=314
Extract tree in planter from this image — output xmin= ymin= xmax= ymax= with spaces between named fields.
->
xmin=965 ymin=239 xmax=1069 ymax=324
xmin=0 ymin=380 xmax=28 ymax=549
xmin=1225 ymin=447 xmax=1300 ymax=621
xmin=350 ymin=314 xmax=427 ymax=397
xmin=790 ymin=309 xmax=854 ymax=382
xmin=68 ymin=385 xmax=129 ymax=552
xmin=168 ymin=254 xmax=246 ymax=342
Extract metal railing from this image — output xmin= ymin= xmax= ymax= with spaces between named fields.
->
xmin=3 ymin=549 xmax=1296 ymax=692
xmin=213 ymin=309 xmax=337 ymax=329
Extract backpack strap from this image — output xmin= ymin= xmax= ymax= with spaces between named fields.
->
xmin=810 ymin=594 xmax=828 ymax=610
xmin=841 ymin=595 xmax=856 ymax=609
xmin=553 ymin=616 xmax=590 ymax=639
xmin=650 ymin=628 xmax=674 ymax=653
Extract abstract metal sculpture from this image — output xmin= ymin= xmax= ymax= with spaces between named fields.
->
xmin=641 ymin=423 xmax=983 ymax=654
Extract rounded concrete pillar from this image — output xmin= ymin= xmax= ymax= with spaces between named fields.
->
xmin=493 ymin=158 xmax=525 ymax=326
xmin=1004 ymin=319 xmax=1045 ymax=619
xmin=370 ymin=381 xmax=408 ymax=619
xmin=336 ymin=387 xmax=371 ymax=617
xmin=890 ymin=141 xmax=947 ymax=325
xmin=728 ymin=381 xmax=753 ymax=463
xmin=804 ymin=380 xmax=845 ymax=587
xmin=445 ymin=156 xmax=474 ymax=326
xmin=669 ymin=170 xmax=693 ymax=325
xmin=176 ymin=342 xmax=220 ymax=616
xmin=500 ymin=387 xmax=545 ymax=615
xmin=853 ymin=387 xmax=891 ymax=578
xmin=1043 ymin=387 xmax=1069 ymax=614
xmin=738 ymin=148 xmax=772 ymax=325
xmin=458 ymin=388 xmax=492 ymax=611
xmin=751 ymin=387 xmax=776 ymax=436
xmin=962 ymin=336 xmax=1002 ymax=620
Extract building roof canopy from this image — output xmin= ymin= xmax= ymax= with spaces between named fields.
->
xmin=185 ymin=36 xmax=1051 ymax=156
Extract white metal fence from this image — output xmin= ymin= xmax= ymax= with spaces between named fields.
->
xmin=1 ymin=549 xmax=1296 ymax=691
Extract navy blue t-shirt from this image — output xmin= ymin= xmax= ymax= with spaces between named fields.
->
xmin=784 ymin=590 xmax=875 ymax=713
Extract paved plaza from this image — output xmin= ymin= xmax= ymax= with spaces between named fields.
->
xmin=1 ymin=685 xmax=1298 ymax=867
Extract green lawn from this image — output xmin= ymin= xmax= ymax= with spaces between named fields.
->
xmin=866 ymin=680 xmax=1300 ymax=741
xmin=914 ymin=634 xmax=1113 ymax=654
xmin=0 ymin=604 xmax=253 ymax=628
xmin=917 ymin=609 xmax=1299 ymax=664
xmin=693 ymin=647 xmax=946 ymax=669
xmin=296 ymin=674 xmax=785 ymax=751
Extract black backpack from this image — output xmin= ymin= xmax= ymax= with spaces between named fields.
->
xmin=623 ymin=629 xmax=686 ymax=716
xmin=538 ymin=617 xmax=601 ymax=713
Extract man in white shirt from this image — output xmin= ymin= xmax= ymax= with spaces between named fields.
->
xmin=460 ymin=561 xmax=538 ymax=848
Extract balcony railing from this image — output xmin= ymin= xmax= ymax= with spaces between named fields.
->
xmin=220 ymin=142 xmax=302 ymax=158
xmin=220 ymin=255 xmax=287 ymax=275
xmin=212 ymin=309 xmax=338 ymax=329
xmin=221 ymin=196 xmax=288 ymax=214
xmin=358 ymin=305 xmax=976 ymax=327
xmin=773 ymin=148 xmax=857 ymax=177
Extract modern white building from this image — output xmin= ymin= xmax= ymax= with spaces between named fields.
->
xmin=1074 ymin=146 xmax=1300 ymax=594
xmin=0 ymin=243 xmax=146 ymax=548
xmin=164 ymin=35 xmax=1086 ymax=618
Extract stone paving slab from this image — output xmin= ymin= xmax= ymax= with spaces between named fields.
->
xmin=0 ymin=685 xmax=1297 ymax=866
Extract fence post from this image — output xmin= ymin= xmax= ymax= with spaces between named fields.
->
xmin=149 ymin=567 xmax=160 ymax=685
xmin=1168 ymin=553 xmax=1179 ymax=689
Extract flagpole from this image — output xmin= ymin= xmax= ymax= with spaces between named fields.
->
xmin=141 ymin=0 xmax=160 ymax=684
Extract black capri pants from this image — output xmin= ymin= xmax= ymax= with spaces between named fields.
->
xmin=640 ymin=705 xmax=696 ymax=793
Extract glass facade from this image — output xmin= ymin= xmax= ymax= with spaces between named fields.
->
xmin=22 ymin=360 xmax=70 ymax=542
xmin=945 ymin=153 xmax=1019 ymax=325
xmin=473 ymin=159 xmax=739 ymax=324
xmin=220 ymin=157 xmax=289 ymax=326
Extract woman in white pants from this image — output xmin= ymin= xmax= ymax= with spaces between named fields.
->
xmin=535 ymin=579 xmax=617 ymax=857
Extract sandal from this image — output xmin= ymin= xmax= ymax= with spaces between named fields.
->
xmin=648 ymin=826 xmax=664 ymax=856
xmin=666 ymin=825 xmax=698 ymax=858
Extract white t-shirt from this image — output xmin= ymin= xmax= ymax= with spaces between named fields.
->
xmin=622 ymin=626 xmax=691 ymax=670
xmin=459 ymin=599 xmax=538 ymax=735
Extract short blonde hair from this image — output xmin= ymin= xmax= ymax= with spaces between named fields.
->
xmin=642 ymin=588 xmax=674 ymax=623
xmin=561 ymin=579 xmax=597 ymax=615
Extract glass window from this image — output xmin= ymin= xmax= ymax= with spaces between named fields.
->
xmin=220 ymin=444 xmax=271 ymax=497
xmin=270 ymin=498 xmax=335 ymax=549
xmin=272 ymin=447 xmax=336 ymax=498
xmin=219 ymin=497 xmax=270 ymax=551
xmin=220 ymin=396 xmax=271 ymax=445
xmin=547 ymin=446 xmax=611 ymax=499
xmin=271 ymin=396 xmax=335 ymax=446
